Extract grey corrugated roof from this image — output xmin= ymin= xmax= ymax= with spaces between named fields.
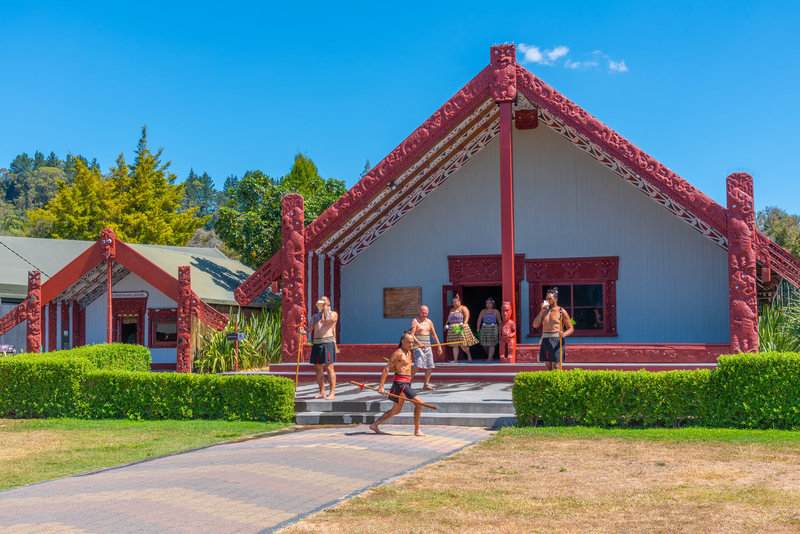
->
xmin=0 ymin=236 xmax=259 ymax=306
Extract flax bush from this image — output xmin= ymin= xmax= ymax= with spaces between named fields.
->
xmin=195 ymin=308 xmax=282 ymax=373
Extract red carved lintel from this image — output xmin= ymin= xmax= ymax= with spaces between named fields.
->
xmin=48 ymin=303 xmax=57 ymax=352
xmin=27 ymin=271 xmax=42 ymax=353
xmin=515 ymin=110 xmax=538 ymax=130
xmin=334 ymin=256 xmax=341 ymax=344
xmin=0 ymin=302 xmax=27 ymax=338
xmin=281 ymin=194 xmax=305 ymax=363
xmin=177 ymin=266 xmax=192 ymax=373
xmin=726 ymin=173 xmax=758 ymax=353
xmin=448 ymin=254 xmax=525 ymax=285
xmin=489 ymin=45 xmax=516 ymax=103
xmin=525 ymin=257 xmax=619 ymax=337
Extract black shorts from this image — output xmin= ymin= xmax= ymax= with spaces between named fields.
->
xmin=539 ymin=337 xmax=566 ymax=363
xmin=389 ymin=381 xmax=418 ymax=403
xmin=310 ymin=342 xmax=336 ymax=365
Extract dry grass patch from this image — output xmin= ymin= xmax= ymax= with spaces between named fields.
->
xmin=0 ymin=418 xmax=289 ymax=491
xmin=283 ymin=428 xmax=800 ymax=533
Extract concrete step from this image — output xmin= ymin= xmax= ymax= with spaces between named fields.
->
xmin=295 ymin=400 xmax=516 ymax=414
xmin=295 ymin=411 xmax=517 ymax=427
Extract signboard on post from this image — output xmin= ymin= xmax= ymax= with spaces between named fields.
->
xmin=226 ymin=333 xmax=245 ymax=342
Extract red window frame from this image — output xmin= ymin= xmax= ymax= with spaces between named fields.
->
xmin=526 ymin=257 xmax=618 ymax=338
xmin=148 ymin=308 xmax=178 ymax=348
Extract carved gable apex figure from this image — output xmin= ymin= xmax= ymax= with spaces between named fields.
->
xmin=490 ymin=45 xmax=517 ymax=103
xmin=100 ymin=227 xmax=116 ymax=261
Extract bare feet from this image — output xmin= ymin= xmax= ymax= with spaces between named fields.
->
xmin=467 ymin=357 xmax=472 ymax=362
xmin=325 ymin=394 xmax=335 ymax=400
xmin=369 ymin=423 xmax=387 ymax=434
xmin=314 ymin=393 xmax=326 ymax=399
xmin=423 ymin=385 xmax=435 ymax=390
xmin=415 ymin=429 xmax=426 ymax=437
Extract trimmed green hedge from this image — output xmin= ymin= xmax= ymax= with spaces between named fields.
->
xmin=513 ymin=352 xmax=800 ymax=430
xmin=48 ymin=343 xmax=151 ymax=372
xmin=708 ymin=352 xmax=800 ymax=429
xmin=81 ymin=371 xmax=295 ymax=422
xmin=0 ymin=347 xmax=295 ymax=422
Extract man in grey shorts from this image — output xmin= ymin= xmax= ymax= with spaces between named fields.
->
xmin=408 ymin=305 xmax=442 ymax=390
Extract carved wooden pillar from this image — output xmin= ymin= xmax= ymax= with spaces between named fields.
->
xmin=71 ymin=301 xmax=79 ymax=349
xmin=490 ymin=44 xmax=518 ymax=363
xmin=101 ymin=228 xmax=116 ymax=345
xmin=324 ymin=255 xmax=332 ymax=301
xmin=334 ymin=256 xmax=341 ymax=344
xmin=311 ymin=251 xmax=319 ymax=316
xmin=60 ymin=302 xmax=69 ymax=350
xmin=26 ymin=271 xmax=42 ymax=353
xmin=177 ymin=266 xmax=192 ymax=372
xmin=726 ymin=173 xmax=758 ymax=353
xmin=281 ymin=194 xmax=305 ymax=363
xmin=48 ymin=303 xmax=57 ymax=352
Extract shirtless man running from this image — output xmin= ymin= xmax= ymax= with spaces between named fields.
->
xmin=369 ymin=332 xmax=427 ymax=437
xmin=531 ymin=288 xmax=574 ymax=371
xmin=299 ymin=296 xmax=338 ymax=399
xmin=408 ymin=305 xmax=442 ymax=390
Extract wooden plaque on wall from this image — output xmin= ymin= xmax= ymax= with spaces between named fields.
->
xmin=383 ymin=287 xmax=422 ymax=318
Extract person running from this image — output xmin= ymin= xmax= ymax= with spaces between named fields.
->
xmin=299 ymin=296 xmax=338 ymax=399
xmin=445 ymin=294 xmax=478 ymax=362
xmin=476 ymin=297 xmax=500 ymax=362
xmin=369 ymin=332 xmax=427 ymax=437
xmin=408 ymin=305 xmax=442 ymax=390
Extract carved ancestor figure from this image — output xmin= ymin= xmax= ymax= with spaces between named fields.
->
xmin=281 ymin=194 xmax=306 ymax=364
xmin=177 ymin=266 xmax=192 ymax=373
xmin=100 ymin=227 xmax=116 ymax=260
xmin=26 ymin=271 xmax=42 ymax=353
xmin=499 ymin=301 xmax=516 ymax=363
xmin=490 ymin=45 xmax=516 ymax=103
xmin=726 ymin=173 xmax=758 ymax=353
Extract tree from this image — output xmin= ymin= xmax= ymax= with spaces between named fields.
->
xmin=757 ymin=206 xmax=800 ymax=258
xmin=181 ymin=168 xmax=221 ymax=222
xmin=106 ymin=126 xmax=206 ymax=245
xmin=360 ymin=158 xmax=371 ymax=178
xmin=216 ymin=153 xmax=347 ymax=268
xmin=44 ymin=158 xmax=111 ymax=240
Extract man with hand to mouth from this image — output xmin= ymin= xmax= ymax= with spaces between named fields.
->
xmin=532 ymin=288 xmax=574 ymax=371
xmin=300 ymin=295 xmax=339 ymax=399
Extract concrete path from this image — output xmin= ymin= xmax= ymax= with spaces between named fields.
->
xmin=0 ymin=425 xmax=495 ymax=534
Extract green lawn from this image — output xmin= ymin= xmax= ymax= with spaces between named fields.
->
xmin=0 ymin=418 xmax=291 ymax=491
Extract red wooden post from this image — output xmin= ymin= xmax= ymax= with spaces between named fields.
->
xmin=726 ymin=173 xmax=758 ymax=353
xmin=233 ymin=316 xmax=239 ymax=372
xmin=324 ymin=255 xmax=332 ymax=301
xmin=48 ymin=303 xmax=57 ymax=352
xmin=281 ymin=194 xmax=305 ymax=363
xmin=177 ymin=266 xmax=192 ymax=372
xmin=334 ymin=256 xmax=341 ymax=344
xmin=26 ymin=271 xmax=42 ymax=353
xmin=490 ymin=44 xmax=518 ymax=363
xmin=311 ymin=251 xmax=319 ymax=312
xmin=100 ymin=228 xmax=116 ymax=345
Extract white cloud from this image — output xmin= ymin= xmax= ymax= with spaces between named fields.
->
xmin=608 ymin=60 xmax=629 ymax=73
xmin=564 ymin=58 xmax=599 ymax=70
xmin=518 ymin=43 xmax=569 ymax=65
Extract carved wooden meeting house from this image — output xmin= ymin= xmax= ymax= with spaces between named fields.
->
xmin=236 ymin=44 xmax=800 ymax=376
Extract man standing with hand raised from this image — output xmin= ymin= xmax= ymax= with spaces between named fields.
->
xmin=300 ymin=296 xmax=338 ymax=399
xmin=532 ymin=288 xmax=574 ymax=371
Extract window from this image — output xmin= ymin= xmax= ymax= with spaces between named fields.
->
xmin=148 ymin=309 xmax=178 ymax=348
xmin=526 ymin=257 xmax=618 ymax=337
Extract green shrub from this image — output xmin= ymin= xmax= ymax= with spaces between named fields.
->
xmin=80 ymin=371 xmax=295 ymax=422
xmin=196 ymin=308 xmax=281 ymax=373
xmin=513 ymin=369 xmax=710 ymax=428
xmin=758 ymin=304 xmax=800 ymax=352
xmin=0 ymin=355 xmax=93 ymax=418
xmin=707 ymin=352 xmax=800 ymax=430
xmin=48 ymin=343 xmax=151 ymax=372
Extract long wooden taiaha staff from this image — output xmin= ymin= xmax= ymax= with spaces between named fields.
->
xmin=295 ymin=332 xmax=302 ymax=391
xmin=558 ymin=307 xmax=564 ymax=371
xmin=349 ymin=381 xmax=438 ymax=410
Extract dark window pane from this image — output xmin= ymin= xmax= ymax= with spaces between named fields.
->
xmin=574 ymin=284 xmax=603 ymax=307
xmin=155 ymin=322 xmax=177 ymax=342
xmin=572 ymin=307 xmax=604 ymax=330
xmin=541 ymin=285 xmax=571 ymax=308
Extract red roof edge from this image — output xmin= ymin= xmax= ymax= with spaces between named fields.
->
xmin=304 ymin=64 xmax=494 ymax=250
xmin=515 ymin=65 xmax=728 ymax=237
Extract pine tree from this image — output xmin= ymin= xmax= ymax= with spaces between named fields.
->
xmin=44 ymin=158 xmax=111 ymax=240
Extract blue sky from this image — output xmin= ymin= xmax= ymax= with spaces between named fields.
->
xmin=2 ymin=1 xmax=799 ymax=214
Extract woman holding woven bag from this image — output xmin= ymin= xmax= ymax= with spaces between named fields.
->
xmin=445 ymin=294 xmax=478 ymax=362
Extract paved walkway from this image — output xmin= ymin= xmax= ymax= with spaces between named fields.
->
xmin=0 ymin=425 xmax=494 ymax=534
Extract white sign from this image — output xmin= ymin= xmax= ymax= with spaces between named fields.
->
xmin=112 ymin=292 xmax=148 ymax=299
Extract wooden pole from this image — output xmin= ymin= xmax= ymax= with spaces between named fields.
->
xmin=295 ymin=333 xmax=302 ymax=391
xmin=349 ymin=381 xmax=437 ymax=410
xmin=106 ymin=259 xmax=113 ymax=344
xmin=233 ymin=316 xmax=239 ymax=372
xmin=558 ymin=308 xmax=563 ymax=371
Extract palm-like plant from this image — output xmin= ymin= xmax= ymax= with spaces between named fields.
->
xmin=758 ymin=302 xmax=800 ymax=352
xmin=195 ymin=308 xmax=282 ymax=373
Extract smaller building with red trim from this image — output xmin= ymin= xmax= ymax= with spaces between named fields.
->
xmin=0 ymin=231 xmax=268 ymax=370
